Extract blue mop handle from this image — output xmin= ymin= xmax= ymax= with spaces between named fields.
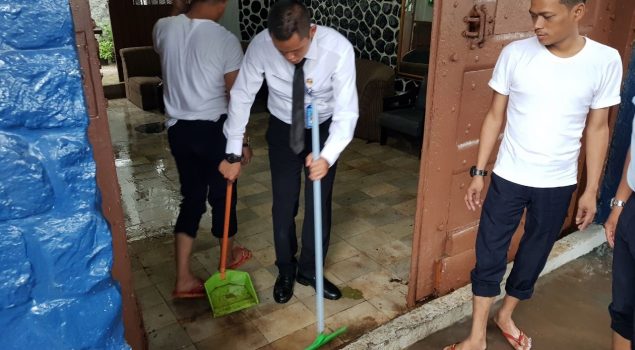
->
xmin=310 ymin=93 xmax=325 ymax=335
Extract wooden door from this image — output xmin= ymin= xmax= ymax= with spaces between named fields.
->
xmin=108 ymin=0 xmax=171 ymax=81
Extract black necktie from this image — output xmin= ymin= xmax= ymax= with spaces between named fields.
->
xmin=290 ymin=58 xmax=306 ymax=154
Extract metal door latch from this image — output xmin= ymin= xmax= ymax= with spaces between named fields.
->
xmin=463 ymin=5 xmax=488 ymax=49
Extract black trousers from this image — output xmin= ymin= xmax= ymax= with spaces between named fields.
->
xmin=471 ymin=173 xmax=576 ymax=300
xmin=167 ymin=118 xmax=237 ymax=238
xmin=266 ymin=116 xmax=337 ymax=277
xmin=610 ymin=194 xmax=635 ymax=344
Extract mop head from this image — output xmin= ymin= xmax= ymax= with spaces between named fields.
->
xmin=305 ymin=327 xmax=347 ymax=350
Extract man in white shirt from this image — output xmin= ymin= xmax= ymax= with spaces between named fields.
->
xmin=219 ymin=0 xmax=359 ymax=304
xmin=153 ymin=0 xmax=252 ymax=299
xmin=604 ymin=97 xmax=635 ymax=350
xmin=449 ymin=0 xmax=623 ymax=349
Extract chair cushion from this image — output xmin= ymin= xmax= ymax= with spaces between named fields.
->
xmin=119 ymin=46 xmax=162 ymax=78
xmin=379 ymin=108 xmax=423 ymax=136
xmin=127 ymin=76 xmax=162 ymax=110
xmin=355 ymin=59 xmax=395 ymax=97
xmin=127 ymin=76 xmax=162 ymax=89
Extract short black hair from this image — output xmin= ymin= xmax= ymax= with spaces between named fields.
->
xmin=267 ymin=0 xmax=311 ymax=41
xmin=560 ymin=0 xmax=586 ymax=7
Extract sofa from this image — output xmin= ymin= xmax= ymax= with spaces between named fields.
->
xmin=354 ymin=59 xmax=396 ymax=142
xmin=117 ymin=47 xmax=396 ymax=141
xmin=119 ymin=46 xmax=162 ymax=110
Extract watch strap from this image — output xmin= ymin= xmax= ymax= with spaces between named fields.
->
xmin=470 ymin=166 xmax=488 ymax=177
xmin=610 ymin=198 xmax=627 ymax=208
xmin=225 ymin=153 xmax=242 ymax=164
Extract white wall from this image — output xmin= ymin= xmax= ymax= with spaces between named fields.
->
xmin=415 ymin=0 xmax=433 ymax=22
xmin=89 ymin=0 xmax=110 ymax=26
xmin=219 ymin=0 xmax=241 ymax=39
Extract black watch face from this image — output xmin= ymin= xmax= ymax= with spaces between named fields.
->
xmin=226 ymin=154 xmax=241 ymax=163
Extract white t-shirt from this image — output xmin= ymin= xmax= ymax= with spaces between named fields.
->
xmin=153 ymin=14 xmax=243 ymax=124
xmin=628 ymin=97 xmax=635 ymax=192
xmin=490 ymin=36 xmax=622 ymax=188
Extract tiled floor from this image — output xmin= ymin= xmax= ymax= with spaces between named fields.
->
xmin=108 ymin=99 xmax=421 ymax=349
xmin=101 ymin=64 xmax=120 ymax=85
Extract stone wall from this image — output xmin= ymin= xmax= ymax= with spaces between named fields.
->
xmin=239 ymin=0 xmax=416 ymax=92
xmin=89 ymin=0 xmax=111 ymax=26
xmin=0 ymin=1 xmax=128 ymax=348
xmin=240 ymin=0 xmax=400 ymax=64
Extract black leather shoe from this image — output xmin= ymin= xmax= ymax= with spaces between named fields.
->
xmin=273 ymin=275 xmax=295 ymax=304
xmin=296 ymin=273 xmax=342 ymax=300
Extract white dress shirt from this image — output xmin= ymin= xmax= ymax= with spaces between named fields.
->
xmin=223 ymin=25 xmax=359 ymax=166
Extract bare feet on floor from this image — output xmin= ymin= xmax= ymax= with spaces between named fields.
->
xmin=172 ymin=274 xmax=205 ymax=299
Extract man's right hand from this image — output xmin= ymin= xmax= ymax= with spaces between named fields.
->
xmin=604 ymin=207 xmax=623 ymax=248
xmin=219 ymin=160 xmax=241 ymax=182
xmin=465 ymin=176 xmax=485 ymax=211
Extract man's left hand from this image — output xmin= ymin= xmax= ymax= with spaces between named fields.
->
xmin=576 ymin=190 xmax=597 ymax=231
xmin=241 ymin=146 xmax=253 ymax=165
xmin=305 ymin=154 xmax=329 ymax=181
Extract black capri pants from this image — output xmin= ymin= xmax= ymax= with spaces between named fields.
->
xmin=167 ymin=117 xmax=237 ymax=239
xmin=471 ymin=173 xmax=576 ymax=300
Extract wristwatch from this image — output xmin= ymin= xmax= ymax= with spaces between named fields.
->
xmin=470 ymin=166 xmax=488 ymax=177
xmin=243 ymin=136 xmax=251 ymax=148
xmin=225 ymin=153 xmax=242 ymax=164
xmin=610 ymin=197 xmax=626 ymax=208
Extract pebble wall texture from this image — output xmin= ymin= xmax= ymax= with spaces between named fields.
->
xmin=0 ymin=1 xmax=128 ymax=348
xmin=239 ymin=0 xmax=418 ymax=92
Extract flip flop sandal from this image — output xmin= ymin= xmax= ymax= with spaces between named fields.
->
xmin=500 ymin=329 xmax=532 ymax=350
xmin=171 ymin=279 xmax=206 ymax=299
xmin=227 ymin=246 xmax=252 ymax=270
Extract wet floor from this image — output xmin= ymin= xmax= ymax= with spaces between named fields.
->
xmin=107 ymin=98 xmax=422 ymax=349
xmin=410 ymin=245 xmax=614 ymax=350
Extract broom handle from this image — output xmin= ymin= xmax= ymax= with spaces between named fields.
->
xmin=311 ymin=106 xmax=325 ymax=335
xmin=219 ymin=181 xmax=233 ymax=279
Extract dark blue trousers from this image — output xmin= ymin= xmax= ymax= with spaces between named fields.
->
xmin=610 ymin=194 xmax=635 ymax=344
xmin=471 ymin=173 xmax=576 ymax=300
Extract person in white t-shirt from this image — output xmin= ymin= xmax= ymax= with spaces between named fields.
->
xmin=604 ymin=97 xmax=635 ymax=350
xmin=448 ymin=0 xmax=623 ymax=349
xmin=152 ymin=0 xmax=252 ymax=299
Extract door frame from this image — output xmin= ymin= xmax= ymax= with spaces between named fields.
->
xmin=70 ymin=1 xmax=147 ymax=348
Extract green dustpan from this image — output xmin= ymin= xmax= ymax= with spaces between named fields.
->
xmin=204 ymin=182 xmax=259 ymax=317
xmin=205 ymin=268 xmax=258 ymax=317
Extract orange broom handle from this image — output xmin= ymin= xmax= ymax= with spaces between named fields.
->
xmin=219 ymin=181 xmax=233 ymax=279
